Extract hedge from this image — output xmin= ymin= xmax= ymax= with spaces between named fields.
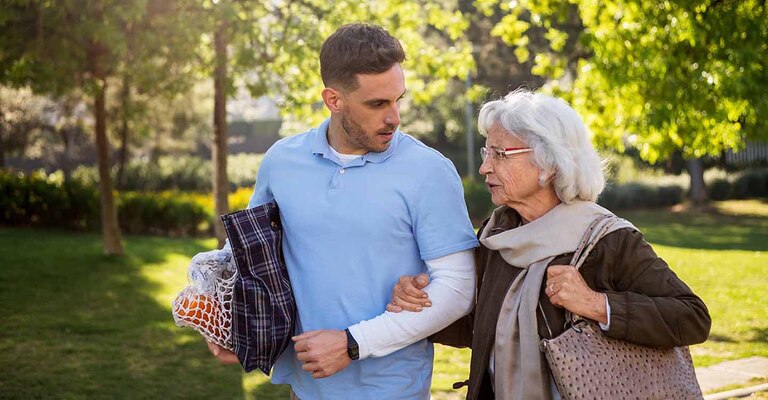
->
xmin=3 ymin=168 xmax=766 ymax=235
xmin=0 ymin=171 xmax=99 ymax=230
xmin=463 ymin=168 xmax=768 ymax=222
xmin=0 ymin=170 xmax=253 ymax=237
xmin=463 ymin=178 xmax=494 ymax=225
xmin=72 ymin=153 xmax=263 ymax=192
xmin=597 ymin=182 xmax=685 ymax=210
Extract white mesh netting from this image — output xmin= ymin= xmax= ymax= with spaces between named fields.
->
xmin=172 ymin=249 xmax=236 ymax=351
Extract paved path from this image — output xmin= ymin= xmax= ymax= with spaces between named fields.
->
xmin=697 ymin=356 xmax=768 ymax=393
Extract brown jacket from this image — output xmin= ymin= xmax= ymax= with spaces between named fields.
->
xmin=432 ymin=207 xmax=711 ymax=400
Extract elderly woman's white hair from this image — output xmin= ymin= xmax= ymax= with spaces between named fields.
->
xmin=478 ymin=88 xmax=605 ymax=203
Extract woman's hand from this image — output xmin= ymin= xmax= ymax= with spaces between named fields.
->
xmin=545 ymin=265 xmax=607 ymax=324
xmin=386 ymin=273 xmax=431 ymax=313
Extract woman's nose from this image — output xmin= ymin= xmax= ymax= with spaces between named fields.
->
xmin=479 ymin=156 xmax=493 ymax=175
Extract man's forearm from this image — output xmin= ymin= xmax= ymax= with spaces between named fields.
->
xmin=348 ymin=250 xmax=475 ymax=359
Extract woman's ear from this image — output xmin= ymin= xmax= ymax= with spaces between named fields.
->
xmin=322 ymin=87 xmax=343 ymax=114
xmin=539 ymin=171 xmax=549 ymax=186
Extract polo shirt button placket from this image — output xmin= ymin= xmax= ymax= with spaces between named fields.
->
xmin=330 ymin=166 xmax=343 ymax=191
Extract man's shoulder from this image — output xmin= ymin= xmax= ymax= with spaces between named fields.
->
xmin=395 ymin=132 xmax=455 ymax=170
xmin=262 ymin=129 xmax=316 ymax=165
xmin=269 ymin=129 xmax=315 ymax=152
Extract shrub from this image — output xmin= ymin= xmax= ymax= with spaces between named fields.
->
xmin=227 ymin=154 xmax=263 ymax=190
xmin=708 ymin=179 xmax=733 ymax=201
xmin=656 ymin=185 xmax=685 ymax=207
xmin=731 ymin=169 xmax=768 ymax=199
xmin=118 ymin=192 xmax=210 ymax=237
xmin=463 ymin=178 xmax=494 ymax=226
xmin=120 ymin=156 xmax=212 ymax=192
xmin=0 ymin=170 xmax=99 ymax=230
xmin=598 ymin=182 xmax=684 ymax=210
xmin=229 ymin=187 xmax=254 ymax=212
xmin=71 ymin=153 xmax=264 ymax=192
xmin=0 ymin=170 xmax=211 ymax=237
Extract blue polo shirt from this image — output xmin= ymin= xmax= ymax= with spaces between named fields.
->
xmin=247 ymin=119 xmax=478 ymax=399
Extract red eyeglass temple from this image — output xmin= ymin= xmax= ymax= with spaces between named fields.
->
xmin=501 ymin=147 xmax=529 ymax=151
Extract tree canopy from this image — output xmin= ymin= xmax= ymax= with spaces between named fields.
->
xmin=572 ymin=0 xmax=768 ymax=163
xmin=487 ymin=0 xmax=767 ymax=203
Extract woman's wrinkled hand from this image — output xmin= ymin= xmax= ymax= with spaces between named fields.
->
xmin=386 ymin=273 xmax=431 ymax=313
xmin=545 ymin=265 xmax=608 ymax=324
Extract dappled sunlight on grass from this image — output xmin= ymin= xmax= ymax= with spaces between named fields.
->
xmin=649 ymin=242 xmax=767 ymax=367
xmin=137 ymin=241 xmax=216 ymax=309
xmin=242 ymin=373 xmax=291 ymax=400
xmin=717 ymin=198 xmax=768 ymax=217
xmin=432 ymin=344 xmax=471 ymax=394
xmin=618 ymin=201 xmax=768 ymax=251
xmin=1 ymin=199 xmax=766 ymax=397
xmin=0 ymin=229 xmax=242 ymax=398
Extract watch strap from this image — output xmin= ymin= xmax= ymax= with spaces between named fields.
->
xmin=344 ymin=328 xmax=359 ymax=360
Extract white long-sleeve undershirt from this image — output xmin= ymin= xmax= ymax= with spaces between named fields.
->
xmin=347 ymin=249 xmax=476 ymax=360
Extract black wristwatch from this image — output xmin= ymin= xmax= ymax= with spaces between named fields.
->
xmin=344 ymin=328 xmax=359 ymax=360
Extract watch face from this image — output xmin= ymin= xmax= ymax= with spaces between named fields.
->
xmin=345 ymin=329 xmax=359 ymax=360
xmin=348 ymin=346 xmax=359 ymax=360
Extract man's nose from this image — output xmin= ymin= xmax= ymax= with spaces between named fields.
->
xmin=384 ymin=104 xmax=400 ymax=126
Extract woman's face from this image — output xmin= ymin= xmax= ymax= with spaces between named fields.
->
xmin=479 ymin=123 xmax=545 ymax=208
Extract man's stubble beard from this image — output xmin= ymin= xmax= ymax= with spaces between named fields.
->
xmin=340 ymin=111 xmax=395 ymax=153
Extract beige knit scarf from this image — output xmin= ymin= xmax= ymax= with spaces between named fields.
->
xmin=479 ymin=200 xmax=635 ymax=400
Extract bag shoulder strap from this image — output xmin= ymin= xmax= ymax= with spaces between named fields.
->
xmin=569 ymin=214 xmax=619 ymax=270
xmin=565 ymin=214 xmax=621 ymax=323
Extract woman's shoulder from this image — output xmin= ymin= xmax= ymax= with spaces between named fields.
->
xmin=584 ymin=225 xmax=663 ymax=282
xmin=594 ymin=225 xmax=647 ymax=254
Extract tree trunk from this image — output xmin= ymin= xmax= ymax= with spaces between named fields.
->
xmin=116 ymin=73 xmax=131 ymax=190
xmin=0 ymin=138 xmax=5 ymax=168
xmin=212 ymin=17 xmax=229 ymax=247
xmin=685 ymin=157 xmax=708 ymax=208
xmin=94 ymin=77 xmax=124 ymax=255
xmin=59 ymin=127 xmax=71 ymax=182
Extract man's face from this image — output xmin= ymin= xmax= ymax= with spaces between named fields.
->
xmin=336 ymin=64 xmax=405 ymax=154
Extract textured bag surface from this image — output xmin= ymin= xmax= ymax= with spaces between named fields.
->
xmin=221 ymin=202 xmax=296 ymax=375
xmin=540 ymin=320 xmax=702 ymax=399
xmin=539 ymin=215 xmax=703 ymax=400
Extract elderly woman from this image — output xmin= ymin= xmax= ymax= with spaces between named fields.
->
xmin=388 ymin=89 xmax=711 ymax=399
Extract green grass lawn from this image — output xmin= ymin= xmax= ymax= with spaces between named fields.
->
xmin=1 ymin=199 xmax=766 ymax=399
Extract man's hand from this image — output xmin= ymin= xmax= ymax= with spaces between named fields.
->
xmin=545 ymin=265 xmax=607 ymax=324
xmin=206 ymin=341 xmax=240 ymax=364
xmin=292 ymin=330 xmax=351 ymax=379
xmin=386 ymin=273 xmax=431 ymax=313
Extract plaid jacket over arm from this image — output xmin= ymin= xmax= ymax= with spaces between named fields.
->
xmin=221 ymin=202 xmax=296 ymax=374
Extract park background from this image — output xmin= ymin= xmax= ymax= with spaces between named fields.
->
xmin=0 ymin=0 xmax=766 ymax=398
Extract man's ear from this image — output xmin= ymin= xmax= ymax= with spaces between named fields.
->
xmin=322 ymin=87 xmax=343 ymax=114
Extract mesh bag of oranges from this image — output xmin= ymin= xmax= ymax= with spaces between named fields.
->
xmin=172 ymin=249 xmax=237 ymax=350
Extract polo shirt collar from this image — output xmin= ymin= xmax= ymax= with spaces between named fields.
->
xmin=311 ymin=118 xmax=400 ymax=165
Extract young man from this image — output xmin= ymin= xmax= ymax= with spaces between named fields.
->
xmin=208 ymin=23 xmax=478 ymax=399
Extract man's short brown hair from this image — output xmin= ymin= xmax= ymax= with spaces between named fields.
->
xmin=320 ymin=23 xmax=406 ymax=91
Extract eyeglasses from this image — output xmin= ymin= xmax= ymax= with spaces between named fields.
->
xmin=480 ymin=146 xmax=532 ymax=161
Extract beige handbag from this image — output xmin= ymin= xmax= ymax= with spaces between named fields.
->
xmin=539 ymin=215 xmax=704 ymax=400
